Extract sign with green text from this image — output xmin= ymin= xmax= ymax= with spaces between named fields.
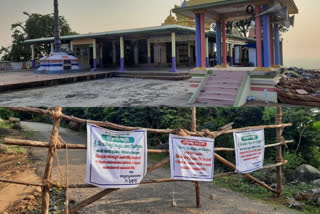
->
xmin=85 ymin=124 xmax=147 ymax=188
xmin=233 ymin=129 xmax=265 ymax=173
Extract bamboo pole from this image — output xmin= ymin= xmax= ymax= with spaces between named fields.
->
xmin=147 ymin=157 xmax=170 ymax=174
xmin=276 ymin=107 xmax=284 ymax=195
xmin=41 ymin=107 xmax=62 ymax=214
xmin=5 ymin=107 xmax=292 ymax=137
xmin=191 ymin=107 xmax=201 ymax=208
xmin=213 ymin=153 xmax=278 ymax=193
xmin=69 ymin=188 xmax=119 ymax=214
xmin=4 ymin=138 xmax=294 ymax=152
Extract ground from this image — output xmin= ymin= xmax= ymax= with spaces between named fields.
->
xmin=0 ymin=121 xmax=301 ymax=214
xmin=0 ymin=77 xmax=195 ymax=107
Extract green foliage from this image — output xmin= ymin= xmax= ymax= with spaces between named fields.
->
xmin=283 ymin=151 xmax=304 ymax=180
xmin=1 ymin=12 xmax=77 ymax=61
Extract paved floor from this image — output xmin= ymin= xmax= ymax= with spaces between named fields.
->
xmin=0 ymin=77 xmax=196 ymax=107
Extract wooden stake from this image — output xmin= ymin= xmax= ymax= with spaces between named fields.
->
xmin=41 ymin=107 xmax=62 ymax=214
xmin=276 ymin=107 xmax=284 ymax=195
xmin=191 ymin=107 xmax=201 ymax=208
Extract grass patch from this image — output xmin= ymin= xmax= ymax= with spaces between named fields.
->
xmin=0 ymin=120 xmax=13 ymax=129
xmin=7 ymin=145 xmax=27 ymax=154
xmin=22 ymin=130 xmax=34 ymax=139
xmin=213 ymin=174 xmax=320 ymax=213
xmin=148 ymin=153 xmax=170 ymax=168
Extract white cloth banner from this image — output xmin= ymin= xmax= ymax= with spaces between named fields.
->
xmin=169 ymin=134 xmax=215 ymax=182
xmin=85 ymin=124 xmax=147 ymax=188
xmin=233 ymin=129 xmax=265 ymax=174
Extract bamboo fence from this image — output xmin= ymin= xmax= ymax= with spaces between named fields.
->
xmin=0 ymin=107 xmax=292 ymax=214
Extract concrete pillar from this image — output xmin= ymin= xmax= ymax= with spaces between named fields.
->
xmin=200 ymin=13 xmax=206 ymax=68
xmin=195 ymin=13 xmax=201 ymax=68
xmin=206 ymin=37 xmax=209 ymax=67
xmin=269 ymin=22 xmax=275 ymax=66
xmin=119 ymin=36 xmax=125 ymax=71
xmin=31 ymin=44 xmax=35 ymax=69
xmin=134 ymin=40 xmax=139 ymax=65
xmin=216 ymin=20 xmax=222 ymax=65
xmin=255 ymin=5 xmax=263 ymax=68
xmin=70 ymin=41 xmax=73 ymax=53
xmin=100 ymin=42 xmax=103 ymax=68
xmin=170 ymin=32 xmax=176 ymax=72
xmin=147 ymin=39 xmax=151 ymax=67
xmin=112 ymin=41 xmax=117 ymax=65
xmin=222 ymin=19 xmax=227 ymax=67
xmin=188 ymin=41 xmax=191 ymax=66
xmin=262 ymin=6 xmax=271 ymax=67
xmin=92 ymin=39 xmax=97 ymax=71
xmin=274 ymin=23 xmax=281 ymax=66
xmin=50 ymin=43 xmax=54 ymax=54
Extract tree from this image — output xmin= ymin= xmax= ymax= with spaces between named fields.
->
xmin=0 ymin=12 xmax=77 ymax=62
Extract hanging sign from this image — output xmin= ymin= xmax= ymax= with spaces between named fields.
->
xmin=233 ymin=129 xmax=265 ymax=173
xmin=85 ymin=124 xmax=147 ymax=188
xmin=169 ymin=134 xmax=215 ymax=182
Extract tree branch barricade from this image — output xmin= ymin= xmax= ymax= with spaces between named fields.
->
xmin=1 ymin=107 xmax=293 ymax=214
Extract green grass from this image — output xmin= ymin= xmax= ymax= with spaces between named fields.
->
xmin=0 ymin=120 xmax=13 ymax=129
xmin=213 ymin=174 xmax=320 ymax=214
xmin=22 ymin=130 xmax=34 ymax=139
xmin=7 ymin=145 xmax=27 ymax=154
xmin=148 ymin=153 xmax=170 ymax=168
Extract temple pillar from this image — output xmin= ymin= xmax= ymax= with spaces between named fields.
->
xmin=70 ymin=41 xmax=73 ymax=53
xmin=269 ymin=22 xmax=275 ymax=66
xmin=31 ymin=44 xmax=35 ymax=69
xmin=255 ymin=5 xmax=263 ymax=68
xmin=262 ymin=6 xmax=271 ymax=68
xmin=100 ymin=42 xmax=103 ymax=68
xmin=119 ymin=36 xmax=125 ymax=71
xmin=50 ymin=43 xmax=54 ymax=54
xmin=188 ymin=41 xmax=191 ymax=66
xmin=274 ymin=23 xmax=281 ymax=66
xmin=170 ymin=32 xmax=176 ymax=72
xmin=112 ymin=41 xmax=117 ymax=65
xmin=147 ymin=39 xmax=151 ymax=67
xmin=200 ymin=12 xmax=206 ymax=68
xmin=195 ymin=13 xmax=201 ymax=68
xmin=221 ymin=19 xmax=227 ymax=67
xmin=216 ymin=20 xmax=222 ymax=65
xmin=205 ymin=37 xmax=209 ymax=67
xmin=134 ymin=40 xmax=139 ymax=65
xmin=92 ymin=39 xmax=97 ymax=71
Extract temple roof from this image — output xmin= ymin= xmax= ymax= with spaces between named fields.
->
xmin=173 ymin=0 xmax=299 ymax=23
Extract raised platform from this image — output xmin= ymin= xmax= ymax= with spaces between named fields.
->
xmin=112 ymin=70 xmax=192 ymax=81
xmin=0 ymin=71 xmax=112 ymax=93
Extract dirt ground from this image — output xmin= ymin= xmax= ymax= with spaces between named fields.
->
xmin=1 ymin=121 xmax=299 ymax=214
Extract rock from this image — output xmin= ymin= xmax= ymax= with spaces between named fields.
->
xmin=68 ymin=121 xmax=80 ymax=131
xmin=317 ymin=197 xmax=320 ymax=205
xmin=296 ymin=89 xmax=309 ymax=95
xmin=9 ymin=117 xmax=20 ymax=123
xmin=287 ymin=197 xmax=305 ymax=209
xmin=0 ymin=144 xmax=8 ymax=153
xmin=295 ymin=164 xmax=320 ymax=182
xmin=13 ymin=123 xmax=22 ymax=130
xmin=312 ymin=179 xmax=320 ymax=186
xmin=270 ymin=183 xmax=277 ymax=189
xmin=49 ymin=206 xmax=57 ymax=212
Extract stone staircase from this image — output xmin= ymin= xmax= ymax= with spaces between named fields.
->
xmin=196 ymin=70 xmax=247 ymax=106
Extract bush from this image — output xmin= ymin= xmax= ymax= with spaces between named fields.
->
xmin=283 ymin=151 xmax=304 ymax=181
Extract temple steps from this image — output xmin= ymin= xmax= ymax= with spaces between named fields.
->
xmin=196 ymin=70 xmax=247 ymax=106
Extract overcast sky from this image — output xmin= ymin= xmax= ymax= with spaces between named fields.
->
xmin=0 ymin=0 xmax=319 ymax=68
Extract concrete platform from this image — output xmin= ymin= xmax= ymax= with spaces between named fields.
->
xmin=0 ymin=71 xmax=112 ymax=93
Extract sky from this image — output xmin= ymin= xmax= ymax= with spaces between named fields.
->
xmin=0 ymin=0 xmax=319 ymax=69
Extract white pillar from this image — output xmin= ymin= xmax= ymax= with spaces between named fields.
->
xmin=100 ymin=42 xmax=103 ymax=67
xmin=31 ymin=44 xmax=35 ymax=60
xmin=50 ymin=43 xmax=54 ymax=54
xmin=120 ymin=36 xmax=124 ymax=59
xmin=92 ymin=39 xmax=97 ymax=70
xmin=134 ymin=40 xmax=139 ymax=65
xmin=70 ymin=41 xmax=73 ymax=52
xmin=171 ymin=32 xmax=176 ymax=72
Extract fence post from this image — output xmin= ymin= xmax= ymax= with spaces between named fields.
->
xmin=41 ymin=107 xmax=62 ymax=214
xmin=191 ymin=107 xmax=201 ymax=208
xmin=276 ymin=107 xmax=284 ymax=195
